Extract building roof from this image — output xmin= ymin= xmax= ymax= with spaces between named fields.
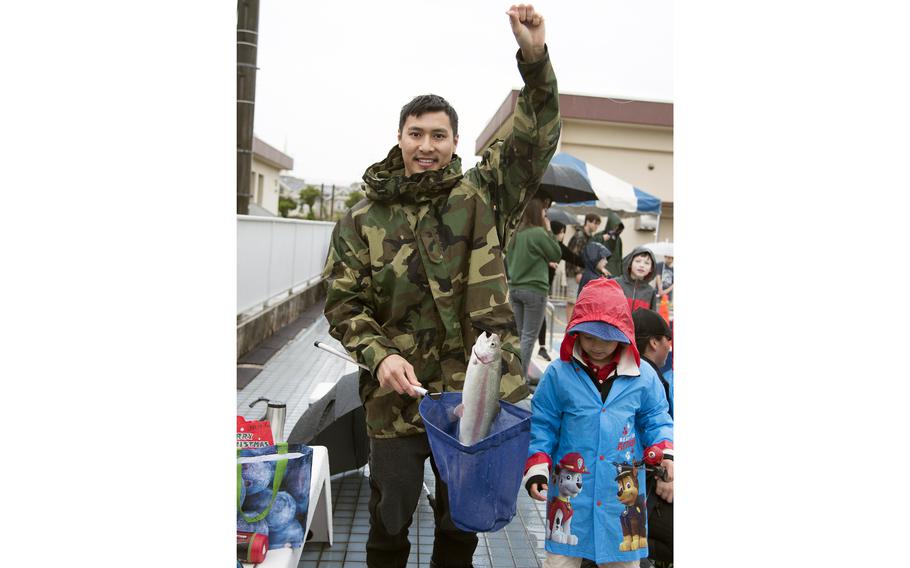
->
xmin=280 ymin=175 xmax=309 ymax=193
xmin=475 ymin=92 xmax=674 ymax=155
xmin=253 ymin=136 xmax=294 ymax=170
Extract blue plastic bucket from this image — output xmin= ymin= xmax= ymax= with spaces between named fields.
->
xmin=419 ymin=392 xmax=531 ymax=533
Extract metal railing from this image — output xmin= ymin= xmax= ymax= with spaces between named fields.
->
xmin=237 ymin=215 xmax=335 ymax=316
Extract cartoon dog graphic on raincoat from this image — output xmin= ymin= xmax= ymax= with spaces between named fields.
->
xmin=614 ymin=461 xmax=647 ymax=551
xmin=546 ymin=452 xmax=590 ymax=545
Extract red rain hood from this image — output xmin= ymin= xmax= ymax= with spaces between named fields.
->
xmin=560 ymin=278 xmax=640 ymax=366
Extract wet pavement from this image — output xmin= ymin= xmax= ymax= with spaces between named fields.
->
xmin=298 ymin=462 xmax=552 ymax=568
xmin=237 ymin=298 xmax=570 ymax=567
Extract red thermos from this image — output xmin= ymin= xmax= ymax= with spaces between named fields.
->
xmin=237 ymin=531 xmax=269 ymax=564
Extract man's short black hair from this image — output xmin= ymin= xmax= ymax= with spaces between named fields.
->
xmin=399 ymin=94 xmax=459 ymax=137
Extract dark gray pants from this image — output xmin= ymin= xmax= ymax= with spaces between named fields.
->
xmin=367 ymin=434 xmax=478 ymax=568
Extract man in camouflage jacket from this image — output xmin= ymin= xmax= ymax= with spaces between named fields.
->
xmin=323 ymin=6 xmax=559 ymax=567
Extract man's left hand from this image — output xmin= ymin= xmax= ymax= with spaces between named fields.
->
xmin=507 ymin=4 xmax=546 ymax=62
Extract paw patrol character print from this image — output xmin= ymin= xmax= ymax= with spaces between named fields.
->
xmin=546 ymin=452 xmax=590 ymax=546
xmin=614 ymin=462 xmax=647 ymax=552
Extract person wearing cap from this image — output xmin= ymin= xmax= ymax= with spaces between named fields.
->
xmin=632 ymin=309 xmax=673 ymax=418
xmin=521 ymin=278 xmax=673 ymax=567
xmin=632 ymin=308 xmax=674 ymax=568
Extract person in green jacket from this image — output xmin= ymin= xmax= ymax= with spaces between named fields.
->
xmin=322 ymin=5 xmax=560 ymax=567
xmin=592 ymin=211 xmax=625 ymax=278
xmin=506 ymin=197 xmax=562 ymax=378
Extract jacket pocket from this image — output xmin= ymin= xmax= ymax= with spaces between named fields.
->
xmin=499 ymin=342 xmax=529 ymax=402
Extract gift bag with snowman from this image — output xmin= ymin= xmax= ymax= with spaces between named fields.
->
xmin=237 ymin=418 xmax=314 ymax=550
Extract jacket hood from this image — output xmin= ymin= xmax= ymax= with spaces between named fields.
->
xmin=560 ymin=278 xmax=640 ymax=371
xmin=621 ymin=245 xmax=656 ymax=282
xmin=581 ymin=241 xmax=611 ymax=272
xmin=604 ymin=210 xmax=624 ymax=234
xmin=362 ymin=145 xmax=464 ymax=205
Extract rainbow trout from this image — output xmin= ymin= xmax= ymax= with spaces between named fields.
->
xmin=454 ymin=331 xmax=503 ymax=446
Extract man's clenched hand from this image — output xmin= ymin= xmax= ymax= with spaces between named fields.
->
xmin=507 ymin=4 xmax=546 ymax=62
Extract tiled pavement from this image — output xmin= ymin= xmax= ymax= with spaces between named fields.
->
xmin=238 ymin=298 xmax=570 ymax=568
xmin=297 ymin=461 xmax=552 ymax=568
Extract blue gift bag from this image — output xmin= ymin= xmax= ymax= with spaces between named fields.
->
xmin=237 ymin=443 xmax=313 ymax=549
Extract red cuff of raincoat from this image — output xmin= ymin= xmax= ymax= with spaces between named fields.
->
xmin=524 ymin=451 xmax=551 ymax=474
xmin=650 ymin=440 xmax=673 ymax=459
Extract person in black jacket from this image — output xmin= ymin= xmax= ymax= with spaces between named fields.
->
xmin=578 ymin=241 xmax=612 ymax=296
xmin=536 ymin=220 xmax=584 ymax=361
xmin=632 ymin=308 xmax=674 ymax=568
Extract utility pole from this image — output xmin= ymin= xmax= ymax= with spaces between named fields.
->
xmin=320 ymin=183 xmax=325 ymax=220
xmin=237 ymin=0 xmax=260 ymax=215
xmin=330 ymin=184 xmax=336 ymax=220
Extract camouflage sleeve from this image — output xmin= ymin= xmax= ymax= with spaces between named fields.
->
xmin=322 ymin=215 xmax=400 ymax=375
xmin=475 ymin=47 xmax=561 ymax=249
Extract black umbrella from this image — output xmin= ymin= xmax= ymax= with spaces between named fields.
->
xmin=546 ymin=206 xmax=579 ymax=227
xmin=287 ymin=371 xmax=370 ymax=475
xmin=538 ymin=163 xmax=596 ymax=203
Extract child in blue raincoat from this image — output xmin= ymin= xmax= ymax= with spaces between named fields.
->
xmin=522 ymin=278 xmax=674 ymax=567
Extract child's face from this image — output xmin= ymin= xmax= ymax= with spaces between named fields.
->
xmin=630 ymin=254 xmax=652 ymax=280
xmin=577 ymin=333 xmax=619 ymax=367
xmin=649 ymin=335 xmax=672 ymax=368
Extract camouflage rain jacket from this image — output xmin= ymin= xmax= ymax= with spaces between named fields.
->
xmin=323 ymin=49 xmax=561 ymax=438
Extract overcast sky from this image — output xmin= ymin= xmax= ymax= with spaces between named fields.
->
xmin=252 ymin=0 xmax=672 ymax=187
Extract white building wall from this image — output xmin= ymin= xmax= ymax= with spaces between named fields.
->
xmin=251 ymin=159 xmax=283 ymax=216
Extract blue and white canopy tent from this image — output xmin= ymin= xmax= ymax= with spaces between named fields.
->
xmin=546 ymin=152 xmax=662 ymax=216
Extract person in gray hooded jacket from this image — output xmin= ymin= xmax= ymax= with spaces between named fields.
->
xmin=614 ymin=245 xmax=658 ymax=312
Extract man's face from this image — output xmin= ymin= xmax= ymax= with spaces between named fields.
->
xmin=630 ymin=254 xmax=652 ymax=280
xmin=397 ymin=111 xmax=458 ymax=177
xmin=649 ymin=335 xmax=672 ymax=368
xmin=583 ymin=219 xmax=601 ymax=235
